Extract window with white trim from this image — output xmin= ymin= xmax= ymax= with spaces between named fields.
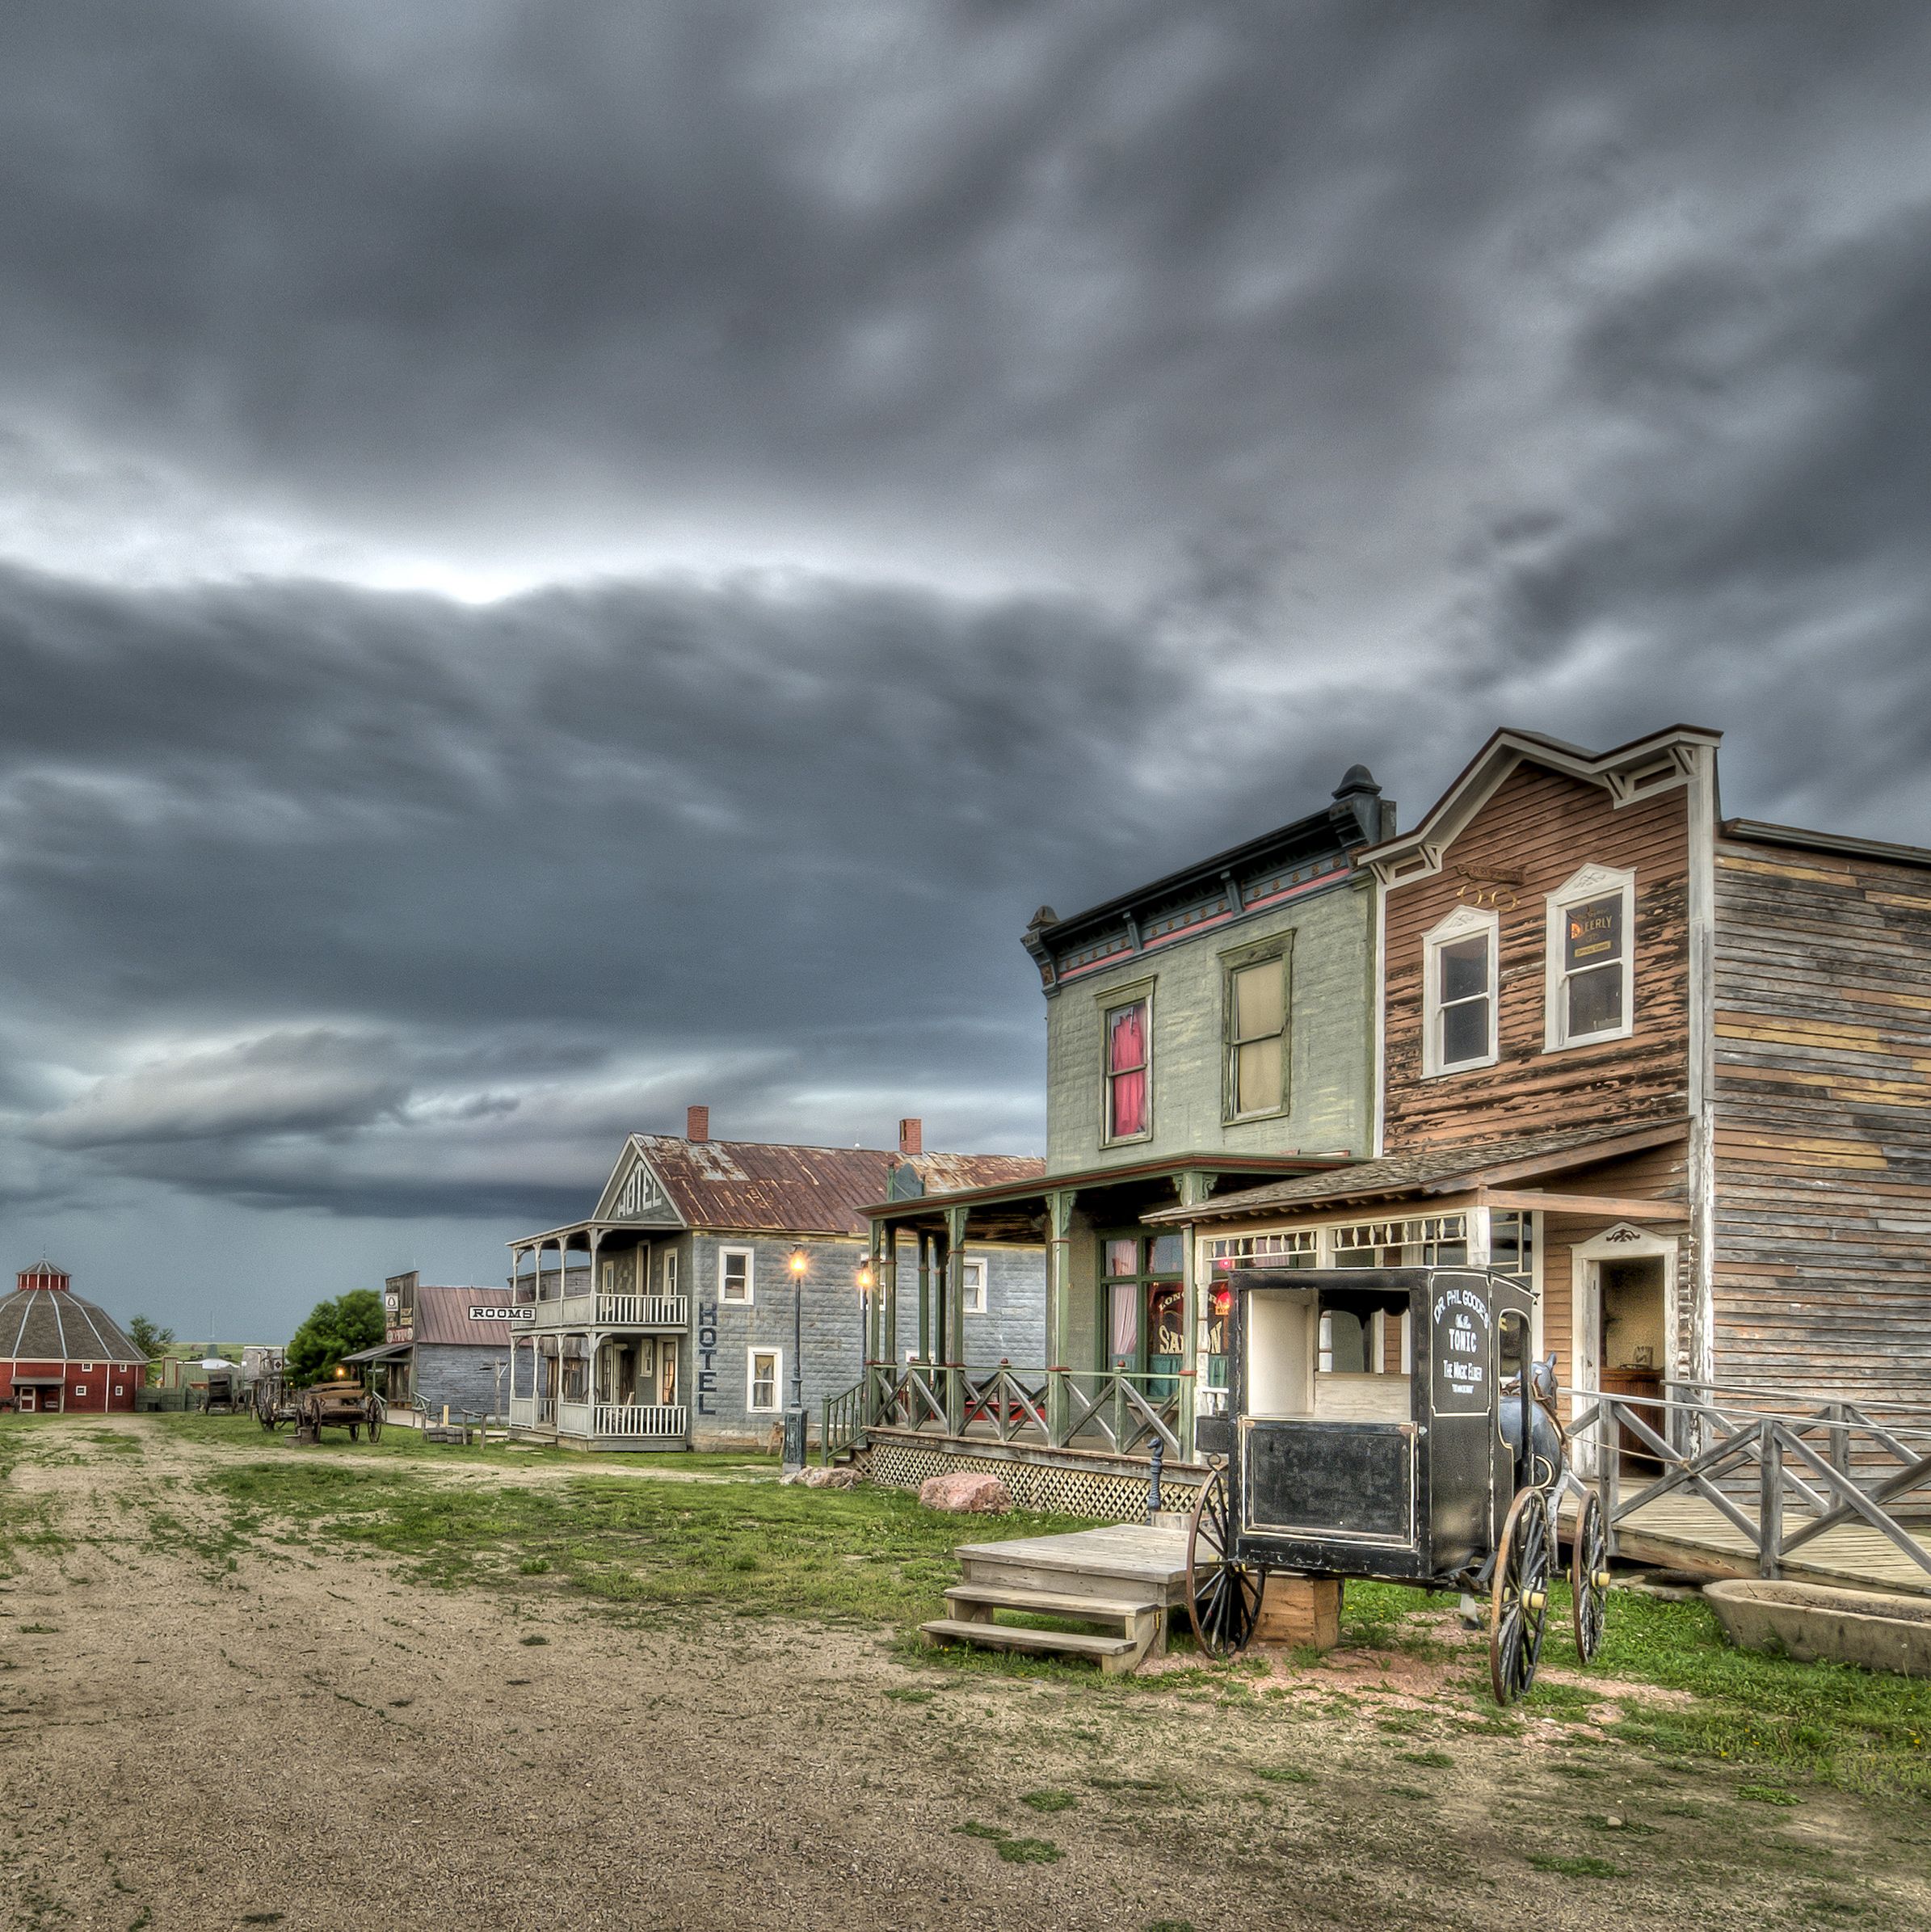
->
xmin=74 ymin=1385 xmax=87 ymax=1396
xmin=1423 ymin=904 xmax=1499 ymax=1075
xmin=1546 ymin=865 xmax=1636 ymax=1050
xmin=961 ymin=1257 xmax=987 ymax=1315
xmin=1101 ymin=987 xmax=1153 ymax=1143
xmin=747 ymin=1348 xmax=780 ymax=1412
xmin=720 ymin=1247 xmax=753 ymax=1304
xmin=1225 ymin=947 xmax=1289 ymax=1120
xmin=663 ymin=1249 xmax=679 ymax=1298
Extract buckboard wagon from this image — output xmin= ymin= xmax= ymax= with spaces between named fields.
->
xmin=1188 ymin=1265 xmax=1608 ymax=1702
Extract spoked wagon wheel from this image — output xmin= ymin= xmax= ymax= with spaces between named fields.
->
xmin=1186 ymin=1466 xmax=1265 ymax=1657
xmin=1570 ymin=1490 xmax=1609 ymax=1664
xmin=1489 ymin=1489 xmax=1554 ymax=1705
xmin=365 ymin=1405 xmax=382 ymax=1444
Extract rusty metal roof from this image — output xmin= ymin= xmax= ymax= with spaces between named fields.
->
xmin=410 ymin=1284 xmax=517 ymax=1346
xmin=634 ymin=1138 xmax=1044 ymax=1238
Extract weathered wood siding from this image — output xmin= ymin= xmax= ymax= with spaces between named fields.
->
xmin=1381 ymin=760 xmax=1693 ymax=1153
xmin=1045 ymin=880 xmax=1374 ymax=1175
xmin=1711 ymin=837 xmax=1931 ymax=1407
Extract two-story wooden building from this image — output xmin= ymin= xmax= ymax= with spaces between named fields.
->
xmin=507 ymin=1109 xmax=1041 ymax=1452
xmin=853 ymin=768 xmax=1392 ymax=1513
xmin=1159 ymin=724 xmax=1931 ymax=1449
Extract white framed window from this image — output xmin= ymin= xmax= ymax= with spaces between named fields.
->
xmin=1546 ymin=864 xmax=1636 ymax=1050
xmin=747 ymin=1348 xmax=780 ymax=1412
xmin=81 ymin=1361 xmax=95 ymax=1371
xmin=114 ymin=1385 xmax=124 ymax=1396
xmin=720 ymin=1246 xmax=754 ymax=1304
xmin=663 ymin=1249 xmax=679 ymax=1298
xmin=74 ymin=1385 xmax=87 ymax=1396
xmin=961 ymin=1258 xmax=987 ymax=1315
xmin=1422 ymin=904 xmax=1499 ymax=1075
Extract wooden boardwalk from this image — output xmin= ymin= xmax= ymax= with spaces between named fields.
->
xmin=1591 ymin=1491 xmax=1931 ymax=1597
xmin=951 ymin=1522 xmax=1193 ymax=1606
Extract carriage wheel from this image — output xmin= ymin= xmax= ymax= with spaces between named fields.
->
xmin=1570 ymin=1490 xmax=1609 ymax=1665
xmin=365 ymin=1405 xmax=382 ymax=1444
xmin=1489 ymin=1488 xmax=1553 ymax=1705
xmin=1186 ymin=1466 xmax=1265 ymax=1657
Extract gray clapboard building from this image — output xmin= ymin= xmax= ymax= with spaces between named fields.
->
xmin=506 ymin=1110 xmax=1043 ymax=1452
xmin=347 ymin=1273 xmax=527 ymax=1421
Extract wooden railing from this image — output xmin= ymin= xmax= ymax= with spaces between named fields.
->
xmin=520 ymin=1293 xmax=689 ymax=1329
xmin=859 ymin=1362 xmax=1184 ymax=1459
xmin=1563 ymin=1383 xmax=1931 ymax=1584
xmin=821 ymin=1383 xmax=867 ymax=1466
xmin=592 ymin=1402 xmax=687 ymax=1438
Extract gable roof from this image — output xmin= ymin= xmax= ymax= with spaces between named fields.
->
xmin=580 ymin=1135 xmax=1045 ymax=1240
xmin=1143 ymin=1120 xmax=1688 ymax=1225
xmin=1357 ymin=725 xmax=1722 ymax=890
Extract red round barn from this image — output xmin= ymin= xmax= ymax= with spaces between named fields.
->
xmin=0 ymin=1261 xmax=143 ymax=1415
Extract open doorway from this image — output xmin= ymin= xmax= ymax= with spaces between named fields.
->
xmin=1571 ymin=1227 xmax=1676 ymax=1476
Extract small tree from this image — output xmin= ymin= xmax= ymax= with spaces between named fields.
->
xmin=126 ymin=1314 xmax=176 ymax=1358
xmin=284 ymin=1290 xmax=385 ymax=1387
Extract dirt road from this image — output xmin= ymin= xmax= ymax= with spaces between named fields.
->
xmin=2 ymin=1417 xmax=1924 ymax=1931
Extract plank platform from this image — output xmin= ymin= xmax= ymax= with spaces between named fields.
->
xmin=952 ymin=1524 xmax=1192 ymax=1606
xmin=1576 ymin=1492 xmax=1931 ymax=1597
xmin=919 ymin=1618 xmax=1144 ymax=1673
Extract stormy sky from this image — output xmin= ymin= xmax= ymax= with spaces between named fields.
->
xmin=3 ymin=2 xmax=1929 ymax=1338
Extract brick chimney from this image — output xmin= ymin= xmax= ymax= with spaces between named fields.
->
xmin=898 ymin=1117 xmax=923 ymax=1157
xmin=686 ymin=1105 xmax=710 ymax=1143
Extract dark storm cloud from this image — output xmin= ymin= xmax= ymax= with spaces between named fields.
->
xmin=2 ymin=2 xmax=1931 ymax=1268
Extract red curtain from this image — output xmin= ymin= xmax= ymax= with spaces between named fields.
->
xmin=1109 ymin=1002 xmax=1147 ymax=1137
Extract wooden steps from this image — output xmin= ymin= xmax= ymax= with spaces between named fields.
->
xmin=920 ymin=1525 xmax=1192 ymax=1676
xmin=919 ymin=1617 xmax=1147 ymax=1673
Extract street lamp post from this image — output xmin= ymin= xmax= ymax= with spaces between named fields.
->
xmin=782 ymin=1247 xmax=809 ymax=1471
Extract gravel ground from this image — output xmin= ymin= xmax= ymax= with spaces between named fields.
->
xmin=2 ymin=1416 xmax=1925 ymax=1932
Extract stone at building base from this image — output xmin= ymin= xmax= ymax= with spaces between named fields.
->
xmin=779 ymin=1465 xmax=860 ymax=1489
xmin=919 ymin=1471 xmax=1013 ymax=1514
xmin=1254 ymin=1574 xmax=1342 ymax=1652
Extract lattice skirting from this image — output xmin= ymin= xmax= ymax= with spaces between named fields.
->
xmin=857 ymin=1433 xmax=1207 ymax=1522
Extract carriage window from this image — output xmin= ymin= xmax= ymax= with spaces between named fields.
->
xmin=1499 ymin=1311 xmax=1529 ymax=1384
xmin=1317 ymin=1310 xmax=1369 ymax=1374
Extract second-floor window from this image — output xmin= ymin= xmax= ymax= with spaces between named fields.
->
xmin=720 ymin=1247 xmax=753 ymax=1303
xmin=1547 ymin=865 xmax=1636 ymax=1049
xmin=1423 ymin=905 xmax=1499 ymax=1075
xmin=663 ymin=1249 xmax=679 ymax=1299
xmin=1104 ymin=995 xmax=1151 ymax=1141
xmin=962 ymin=1257 xmax=987 ymax=1314
xmin=1226 ymin=952 xmax=1289 ymax=1118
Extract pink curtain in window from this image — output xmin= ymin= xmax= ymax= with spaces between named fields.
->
xmin=1110 ymin=1283 xmax=1139 ymax=1363
xmin=1109 ymin=1003 xmax=1147 ymax=1136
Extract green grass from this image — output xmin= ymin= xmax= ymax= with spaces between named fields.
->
xmin=194 ymin=1454 xmax=1095 ymax=1624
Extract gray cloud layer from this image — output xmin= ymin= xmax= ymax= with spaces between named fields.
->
xmin=0 ymin=3 xmax=1928 ymax=1320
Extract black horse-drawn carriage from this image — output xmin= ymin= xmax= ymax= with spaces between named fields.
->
xmin=1187 ymin=1265 xmax=1609 ymax=1703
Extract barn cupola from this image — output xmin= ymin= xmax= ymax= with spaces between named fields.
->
xmin=17 ymin=1260 xmax=69 ymax=1294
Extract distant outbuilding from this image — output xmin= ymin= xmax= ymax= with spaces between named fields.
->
xmin=0 ymin=1261 xmax=144 ymax=1414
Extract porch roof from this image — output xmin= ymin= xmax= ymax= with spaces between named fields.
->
xmin=1141 ymin=1120 xmax=1689 ymax=1226
xmin=863 ymin=1151 xmax=1357 ymax=1240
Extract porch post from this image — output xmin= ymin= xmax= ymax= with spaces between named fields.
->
xmin=881 ymin=1224 xmax=899 ymax=1369
xmin=1045 ymin=1189 xmax=1075 ymax=1446
xmin=944 ymin=1204 xmax=969 ymax=1437
xmin=916 ymin=1232 xmax=932 ymax=1366
xmin=588 ymin=1227 xmax=603 ymax=1304
xmin=1176 ymin=1172 xmax=1216 ymax=1463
